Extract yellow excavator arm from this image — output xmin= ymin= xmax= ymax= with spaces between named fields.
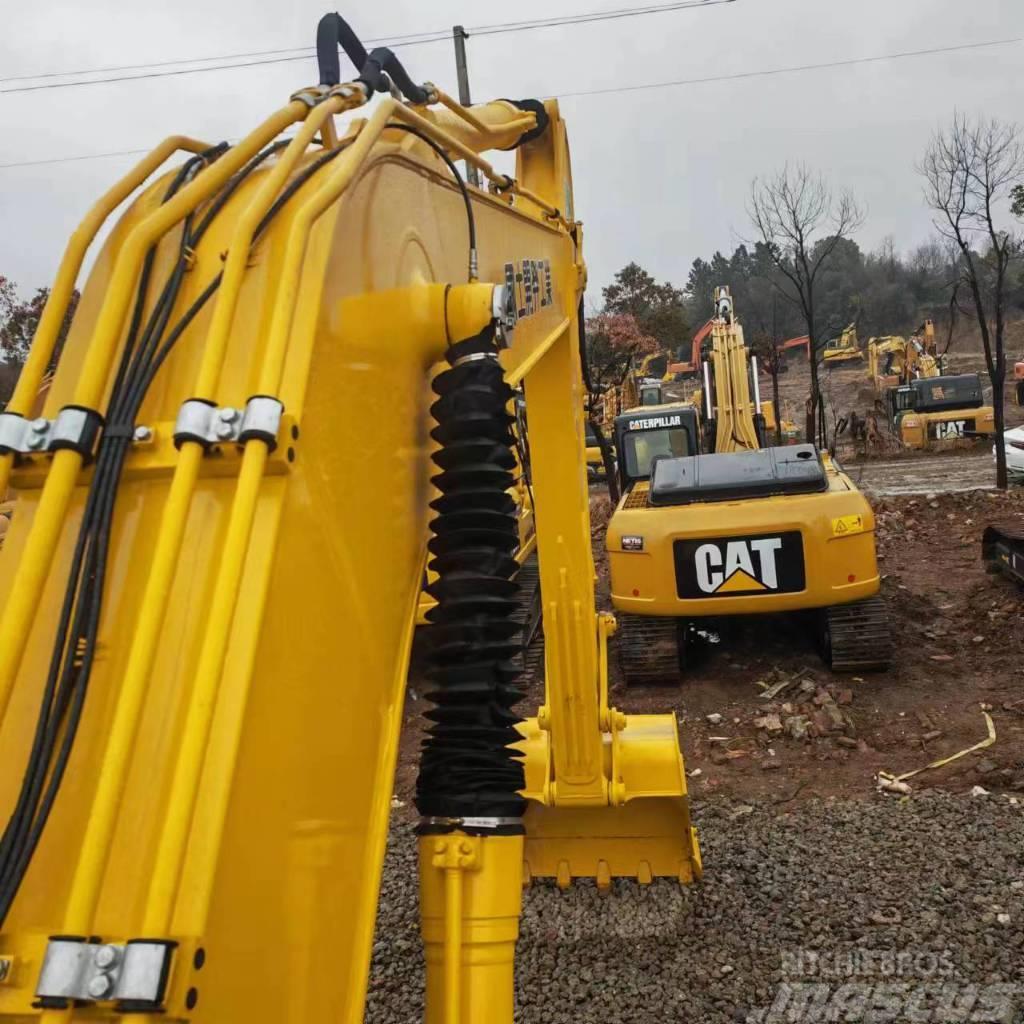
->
xmin=0 ymin=16 xmax=697 ymax=1023
xmin=699 ymin=286 xmax=765 ymax=452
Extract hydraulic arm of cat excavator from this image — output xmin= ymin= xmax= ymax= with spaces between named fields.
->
xmin=0 ymin=16 xmax=698 ymax=1024
xmin=700 ymin=286 xmax=767 ymax=451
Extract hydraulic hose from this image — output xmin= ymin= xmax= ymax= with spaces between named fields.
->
xmin=415 ymin=326 xmax=527 ymax=828
xmin=316 ymin=12 xmax=430 ymax=102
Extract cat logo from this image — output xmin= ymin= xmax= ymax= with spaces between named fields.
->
xmin=931 ymin=420 xmax=967 ymax=440
xmin=627 ymin=414 xmax=682 ymax=431
xmin=695 ymin=537 xmax=781 ymax=593
xmin=674 ymin=531 xmax=805 ymax=599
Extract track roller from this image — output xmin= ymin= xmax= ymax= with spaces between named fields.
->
xmin=820 ymin=595 xmax=893 ymax=672
xmin=616 ymin=614 xmax=685 ymax=685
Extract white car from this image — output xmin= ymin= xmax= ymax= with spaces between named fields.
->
xmin=996 ymin=425 xmax=1024 ymax=479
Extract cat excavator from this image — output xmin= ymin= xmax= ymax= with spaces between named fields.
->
xmin=867 ymin=320 xmax=944 ymax=392
xmin=607 ymin=287 xmax=892 ymax=683
xmin=0 ymin=16 xmax=699 ymax=1023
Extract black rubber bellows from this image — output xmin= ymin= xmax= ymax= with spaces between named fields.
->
xmin=415 ymin=326 xmax=528 ymax=825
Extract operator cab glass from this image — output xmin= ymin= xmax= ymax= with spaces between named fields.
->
xmin=892 ymin=386 xmax=915 ymax=414
xmin=613 ymin=406 xmax=700 ymax=490
xmin=639 ymin=385 xmax=663 ymax=406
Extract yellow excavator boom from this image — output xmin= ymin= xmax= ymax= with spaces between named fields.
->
xmin=0 ymin=16 xmax=697 ymax=1023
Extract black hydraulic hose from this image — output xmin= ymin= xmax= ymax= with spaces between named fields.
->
xmin=384 ymin=122 xmax=475 ymax=277
xmin=360 ymin=46 xmax=430 ymax=104
xmin=192 ymin=139 xmax=288 ymax=240
xmin=316 ymin=12 xmax=430 ymax=103
xmin=316 ymin=12 xmax=368 ymax=87
xmin=0 ymin=138 xmax=352 ymax=926
xmin=125 ymin=144 xmax=349 ymax=419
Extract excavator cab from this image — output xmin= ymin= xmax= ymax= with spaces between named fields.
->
xmin=613 ymin=405 xmax=701 ymax=490
xmin=638 ymin=382 xmax=664 ymax=406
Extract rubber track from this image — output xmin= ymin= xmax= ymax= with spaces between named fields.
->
xmin=824 ymin=596 xmax=893 ymax=672
xmin=617 ymin=614 xmax=681 ymax=686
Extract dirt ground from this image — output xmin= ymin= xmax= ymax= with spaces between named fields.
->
xmin=596 ymin=484 xmax=1024 ymax=807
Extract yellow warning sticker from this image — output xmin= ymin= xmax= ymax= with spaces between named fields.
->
xmin=832 ymin=514 xmax=865 ymax=536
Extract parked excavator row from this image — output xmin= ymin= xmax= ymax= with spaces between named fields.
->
xmin=0 ymin=16 xmax=700 ymax=1023
xmin=605 ymin=287 xmax=892 ymax=684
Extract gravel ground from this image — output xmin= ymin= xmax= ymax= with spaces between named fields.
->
xmin=366 ymin=794 xmax=1024 ymax=1023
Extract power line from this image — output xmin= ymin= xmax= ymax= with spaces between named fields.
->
xmin=0 ymin=34 xmax=1016 ymax=171
xmin=555 ymin=35 xmax=1023 ymax=99
xmin=0 ymin=0 xmax=735 ymax=92
xmin=0 ymin=147 xmax=154 ymax=170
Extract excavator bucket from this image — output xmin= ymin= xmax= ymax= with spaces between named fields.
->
xmin=518 ymin=715 xmax=702 ymax=888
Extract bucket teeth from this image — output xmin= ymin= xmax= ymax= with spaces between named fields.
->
xmin=415 ymin=327 xmax=529 ymax=823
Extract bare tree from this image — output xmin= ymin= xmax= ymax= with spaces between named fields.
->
xmin=920 ymin=112 xmax=1024 ymax=489
xmin=748 ymin=164 xmax=864 ymax=447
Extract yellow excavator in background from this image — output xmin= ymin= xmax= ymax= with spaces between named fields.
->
xmin=606 ymin=287 xmax=891 ymax=683
xmin=867 ymin=320 xmax=942 ymax=392
xmin=822 ymin=322 xmax=864 ymax=364
xmin=0 ymin=16 xmax=699 ymax=1023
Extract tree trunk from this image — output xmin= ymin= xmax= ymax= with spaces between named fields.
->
xmin=993 ymin=369 xmax=1008 ymax=491
xmin=588 ymin=414 xmax=620 ymax=503
xmin=806 ymin=354 xmax=820 ymax=445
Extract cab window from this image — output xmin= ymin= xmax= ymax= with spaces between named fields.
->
xmin=623 ymin=426 xmax=692 ymax=479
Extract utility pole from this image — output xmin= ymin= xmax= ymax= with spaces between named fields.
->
xmin=452 ymin=25 xmax=480 ymax=187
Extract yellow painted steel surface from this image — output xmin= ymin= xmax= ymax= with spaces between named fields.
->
xmin=899 ymin=406 xmax=996 ymax=448
xmin=608 ymin=456 xmax=879 ymax=617
xmin=707 ymin=315 xmax=761 ymax=452
xmin=0 ymin=79 xmax=698 ymax=1024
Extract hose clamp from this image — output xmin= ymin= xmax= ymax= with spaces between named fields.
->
xmin=35 ymin=937 xmax=176 ymax=1010
xmin=174 ymin=396 xmax=284 ymax=451
xmin=418 ymin=815 xmax=524 ymax=834
xmin=290 ymin=85 xmax=329 ymax=108
xmin=450 ymin=351 xmax=498 ymax=369
xmin=0 ymin=407 xmax=102 ymax=459
xmin=326 ymin=82 xmax=368 ymax=102
xmin=238 ymin=395 xmax=285 ymax=451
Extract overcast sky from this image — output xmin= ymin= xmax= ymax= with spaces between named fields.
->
xmin=1 ymin=0 xmax=1021 ymax=302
